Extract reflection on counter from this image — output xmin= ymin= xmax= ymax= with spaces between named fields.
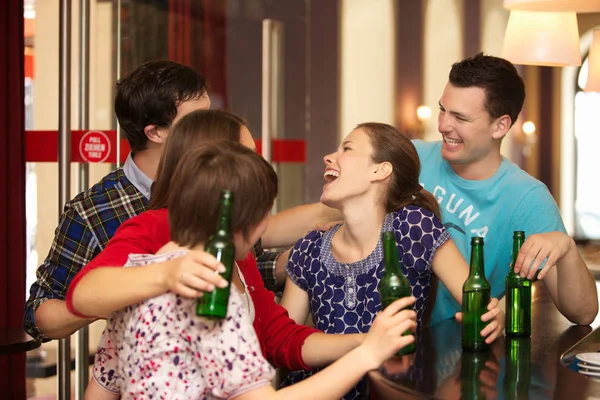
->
xmin=370 ymin=282 xmax=600 ymax=399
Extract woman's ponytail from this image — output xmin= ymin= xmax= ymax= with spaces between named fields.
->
xmin=358 ymin=122 xmax=442 ymax=220
xmin=410 ymin=186 xmax=441 ymax=219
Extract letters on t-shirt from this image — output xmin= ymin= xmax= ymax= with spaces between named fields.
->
xmin=425 ymin=184 xmax=489 ymax=238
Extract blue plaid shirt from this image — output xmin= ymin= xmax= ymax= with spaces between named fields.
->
xmin=24 ymin=156 xmax=150 ymax=341
xmin=24 ymin=155 xmax=284 ymax=341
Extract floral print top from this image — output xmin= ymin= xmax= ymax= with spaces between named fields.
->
xmin=92 ymin=250 xmax=275 ymax=399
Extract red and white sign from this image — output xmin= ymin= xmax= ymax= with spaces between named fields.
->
xmin=79 ymin=131 xmax=111 ymax=163
xmin=25 ymin=130 xmax=306 ymax=164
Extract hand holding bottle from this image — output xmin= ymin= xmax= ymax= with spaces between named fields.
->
xmin=479 ymin=298 xmax=504 ymax=344
xmin=506 ymin=231 xmax=532 ymax=336
xmin=160 ymin=249 xmax=229 ymax=298
xmin=461 ymin=237 xmax=493 ymax=351
xmin=359 ymin=296 xmax=417 ymax=369
xmin=456 ymin=298 xmax=504 ymax=344
xmin=512 ymin=231 xmax=575 ymax=280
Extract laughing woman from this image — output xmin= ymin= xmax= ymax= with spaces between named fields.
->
xmin=279 ymin=123 xmax=504 ymax=399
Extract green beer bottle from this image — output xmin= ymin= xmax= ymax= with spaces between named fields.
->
xmin=379 ymin=231 xmax=415 ymax=355
xmin=505 ymin=231 xmax=532 ymax=336
xmin=196 ymin=190 xmax=236 ymax=319
xmin=503 ymin=337 xmax=531 ymax=400
xmin=462 ymin=237 xmax=491 ymax=352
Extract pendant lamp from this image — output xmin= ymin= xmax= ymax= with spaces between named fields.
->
xmin=502 ymin=10 xmax=581 ymax=67
xmin=504 ymin=0 xmax=600 ymax=13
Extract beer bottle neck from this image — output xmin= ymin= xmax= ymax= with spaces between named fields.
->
xmin=508 ymin=234 xmax=525 ymax=279
xmin=511 ymin=237 xmax=524 ymax=266
xmin=469 ymin=244 xmax=485 ymax=277
xmin=216 ymin=198 xmax=233 ymax=235
xmin=382 ymin=235 xmax=402 ymax=277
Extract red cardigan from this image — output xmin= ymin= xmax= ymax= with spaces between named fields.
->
xmin=66 ymin=208 xmax=318 ymax=371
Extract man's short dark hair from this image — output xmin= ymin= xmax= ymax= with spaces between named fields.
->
xmin=168 ymin=141 xmax=278 ymax=247
xmin=115 ymin=60 xmax=207 ymax=153
xmin=449 ymin=53 xmax=525 ymax=127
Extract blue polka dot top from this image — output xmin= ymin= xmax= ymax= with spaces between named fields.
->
xmin=282 ymin=205 xmax=450 ymax=400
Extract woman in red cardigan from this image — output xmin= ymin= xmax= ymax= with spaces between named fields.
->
xmin=66 ymin=109 xmax=380 ymax=371
xmin=82 ymin=140 xmax=417 ymax=400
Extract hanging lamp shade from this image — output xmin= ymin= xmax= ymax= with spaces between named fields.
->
xmin=502 ymin=10 xmax=581 ymax=67
xmin=585 ymin=30 xmax=600 ymax=92
xmin=504 ymin=0 xmax=600 ymax=13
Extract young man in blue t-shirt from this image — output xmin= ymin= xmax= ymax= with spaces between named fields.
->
xmin=415 ymin=53 xmax=598 ymax=326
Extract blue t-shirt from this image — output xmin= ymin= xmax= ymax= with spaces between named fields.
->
xmin=413 ymin=140 xmax=567 ymax=325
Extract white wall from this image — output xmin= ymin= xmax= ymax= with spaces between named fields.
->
xmin=481 ymin=0 xmax=513 ymax=158
xmin=423 ymin=0 xmax=464 ymax=141
xmin=560 ymin=29 xmax=597 ymax=234
xmin=340 ymin=0 xmax=396 ymax=140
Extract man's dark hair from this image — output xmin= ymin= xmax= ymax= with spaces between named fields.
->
xmin=115 ymin=60 xmax=207 ymax=152
xmin=449 ymin=53 xmax=525 ymax=127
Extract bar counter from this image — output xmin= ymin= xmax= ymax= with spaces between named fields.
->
xmin=368 ymin=281 xmax=600 ymax=399
xmin=0 ymin=328 xmax=39 ymax=355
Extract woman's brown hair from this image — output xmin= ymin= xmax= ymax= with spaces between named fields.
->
xmin=358 ymin=122 xmax=441 ymax=219
xmin=168 ymin=141 xmax=278 ymax=246
xmin=150 ymin=109 xmax=245 ymax=209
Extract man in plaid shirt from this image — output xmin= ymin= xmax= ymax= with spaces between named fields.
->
xmin=22 ymin=61 xmax=297 ymax=342
xmin=24 ymin=61 xmax=213 ymax=341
